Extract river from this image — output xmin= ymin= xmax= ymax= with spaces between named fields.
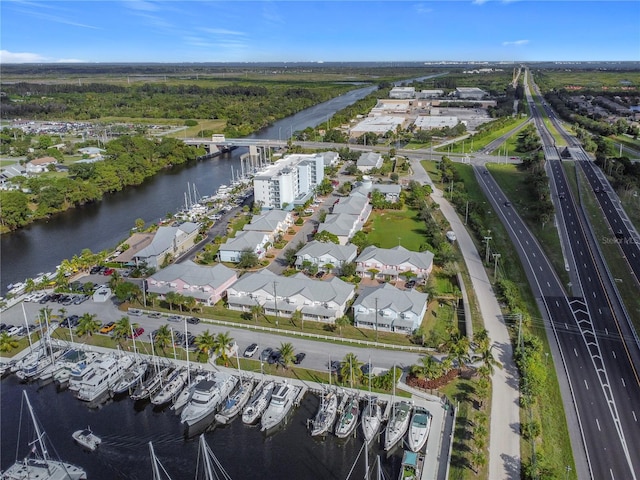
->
xmin=1 ymin=84 xmax=377 ymax=292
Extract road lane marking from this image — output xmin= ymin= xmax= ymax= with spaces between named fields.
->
xmin=584 ymin=379 xmax=589 ymax=390
xmin=595 ymin=417 xmax=600 ymax=431
xmin=622 ymin=377 xmax=626 ymax=387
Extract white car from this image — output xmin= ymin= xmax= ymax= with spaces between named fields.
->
xmin=7 ymin=326 xmax=22 ymax=336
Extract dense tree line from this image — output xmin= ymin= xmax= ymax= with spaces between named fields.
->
xmin=0 ymin=136 xmax=202 ymax=231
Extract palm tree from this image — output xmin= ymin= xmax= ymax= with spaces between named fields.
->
xmin=213 ymin=331 xmax=234 ymax=365
xmin=0 ymin=332 xmax=19 ymax=352
xmin=37 ymin=307 xmax=53 ymax=325
xmin=24 ymin=278 xmax=36 ymax=294
xmin=147 ymin=292 xmax=159 ymax=308
xmin=411 ymin=355 xmax=443 ymax=381
xmin=153 ymin=325 xmax=173 ymax=354
xmin=340 ymin=352 xmax=364 ymax=387
xmin=75 ymin=313 xmax=101 ymax=337
xmin=165 ymin=291 xmax=177 ymax=311
xmin=57 ymin=307 xmax=67 ymax=321
xmin=323 ymin=263 xmax=334 ymax=274
xmin=445 ymin=332 xmax=470 ymax=371
xmin=113 ymin=316 xmax=138 ymax=342
xmin=184 ymin=296 xmax=198 ymax=313
xmin=291 ymin=309 xmax=302 ymax=329
xmin=250 ymin=304 xmax=264 ymax=324
xmin=195 ymin=330 xmax=216 ymax=359
xmin=335 ymin=315 xmax=350 ymax=336
xmin=480 ymin=345 xmax=500 ymax=376
xmin=278 ymin=342 xmax=296 ymax=369
xmin=108 ymin=270 xmax=122 ymax=290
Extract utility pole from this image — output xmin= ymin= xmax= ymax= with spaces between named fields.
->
xmin=273 ymin=281 xmax=279 ymax=328
xmin=464 ymin=201 xmax=469 ymax=225
xmin=484 ymin=230 xmax=492 ymax=264
xmin=375 ymin=297 xmax=379 ymax=343
xmin=492 ymin=253 xmax=501 ymax=281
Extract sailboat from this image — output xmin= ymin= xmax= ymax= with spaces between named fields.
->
xmin=2 ymin=391 xmax=87 ymax=480
xmin=215 ymin=350 xmax=254 ymax=424
xmin=334 ymin=394 xmax=359 ymax=439
xmin=195 ymin=434 xmax=232 ymax=480
xmin=149 ymin=442 xmax=173 ymax=480
xmin=242 ymin=379 xmax=275 ymax=425
xmin=360 ymin=359 xmax=382 ymax=443
xmin=310 ymin=365 xmax=338 ymax=437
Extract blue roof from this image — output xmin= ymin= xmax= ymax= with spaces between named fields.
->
xmin=402 ymin=450 xmax=418 ymax=467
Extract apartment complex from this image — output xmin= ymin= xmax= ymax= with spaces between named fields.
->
xmin=253 ymin=154 xmax=325 ymax=209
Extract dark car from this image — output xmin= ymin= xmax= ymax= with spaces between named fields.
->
xmin=39 ymin=294 xmax=51 ymax=304
xmin=329 ymin=360 xmax=341 ymax=373
xmin=293 ymin=352 xmax=306 ymax=365
xmin=244 ymin=343 xmax=259 ymax=357
xmin=187 ymin=317 xmax=200 ymax=325
xmin=267 ymin=350 xmax=282 ymax=365
xmin=405 ymin=279 xmax=416 ymax=289
xmin=504 ymin=201 xmax=512 ymax=207
xmin=260 ymin=347 xmax=273 ymax=362
xmin=148 ymin=312 xmax=162 ymax=319
xmin=89 ymin=266 xmax=102 ymax=275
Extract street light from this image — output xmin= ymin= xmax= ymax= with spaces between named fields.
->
xmin=273 ymin=281 xmax=279 ymax=328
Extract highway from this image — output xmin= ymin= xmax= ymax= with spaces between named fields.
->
xmin=485 ymin=71 xmax=640 ymax=479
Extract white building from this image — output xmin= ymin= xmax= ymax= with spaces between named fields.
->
xmin=389 ymin=86 xmax=416 ymax=99
xmin=350 ymin=116 xmax=405 ymax=138
xmin=416 ymin=89 xmax=444 ymax=98
xmin=414 ymin=116 xmax=460 ymax=130
xmin=253 ymin=154 xmax=325 ymax=209
xmin=218 ymin=231 xmax=270 ymax=263
xmin=356 ymin=152 xmax=383 ymax=173
xmin=133 ymin=222 xmax=199 ymax=269
xmin=26 ymin=156 xmax=57 ymax=174
xmin=455 ymin=87 xmax=488 ymax=100
xmin=355 ymin=245 xmax=434 ymax=280
xmin=295 ymin=241 xmax=358 ymax=274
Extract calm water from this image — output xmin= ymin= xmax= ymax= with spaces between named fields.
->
xmin=0 ymin=375 xmax=401 ymax=479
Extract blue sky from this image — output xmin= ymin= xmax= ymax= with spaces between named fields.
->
xmin=1 ymin=1 xmax=639 ymax=63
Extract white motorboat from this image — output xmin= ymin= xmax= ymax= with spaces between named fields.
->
xmin=39 ymin=349 xmax=88 ymax=381
xmin=384 ymin=401 xmax=412 ymax=451
xmin=130 ymin=366 xmax=172 ymax=401
xmin=361 ymin=395 xmax=382 ymax=443
xmin=181 ymin=372 xmax=237 ymax=426
xmin=111 ymin=360 xmax=148 ymax=395
xmin=76 ymin=354 xmax=133 ymax=402
xmin=407 ymin=406 xmax=432 ymax=453
xmin=334 ymin=395 xmax=360 ymax=439
xmin=72 ymin=427 xmax=102 ymax=452
xmin=172 ymin=371 xmax=207 ymax=412
xmin=260 ymin=382 xmax=300 ymax=432
xmin=242 ymin=380 xmax=275 ymax=425
xmin=310 ymin=390 xmax=338 ymax=436
xmin=215 ymin=377 xmax=254 ymax=424
xmin=151 ymin=367 xmax=188 ymax=405
xmin=66 ymin=354 xmax=103 ymax=390
xmin=3 ymin=391 xmax=87 ymax=480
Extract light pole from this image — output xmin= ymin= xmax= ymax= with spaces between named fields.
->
xmin=273 ymin=281 xmax=279 ymax=328
xmin=278 ymin=127 xmax=282 ymax=142
xmin=374 ymin=297 xmax=379 ymax=343
xmin=484 ymin=230 xmax=492 ymax=265
xmin=464 ymin=200 xmax=469 ymax=225
xmin=492 ymin=253 xmax=501 ymax=281
xmin=564 ymin=465 xmax=572 ymax=480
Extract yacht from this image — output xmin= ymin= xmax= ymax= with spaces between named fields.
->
xmin=72 ymin=427 xmax=102 ymax=452
xmin=66 ymin=354 xmax=103 ymax=391
xmin=361 ymin=395 xmax=382 ymax=443
xmin=76 ymin=354 xmax=133 ymax=402
xmin=181 ymin=372 xmax=237 ymax=426
xmin=242 ymin=380 xmax=275 ymax=425
xmin=384 ymin=401 xmax=412 ymax=451
xmin=2 ymin=391 xmax=87 ymax=480
xmin=39 ymin=349 xmax=90 ymax=382
xmin=310 ymin=390 xmax=338 ymax=437
xmin=111 ymin=360 xmax=148 ymax=395
xmin=261 ymin=382 xmax=301 ymax=432
xmin=130 ymin=366 xmax=172 ymax=401
xmin=171 ymin=371 xmax=207 ymax=412
xmin=151 ymin=367 xmax=188 ymax=405
xmin=334 ymin=395 xmax=360 ymax=439
xmin=215 ymin=377 xmax=254 ymax=424
xmin=407 ymin=406 xmax=432 ymax=453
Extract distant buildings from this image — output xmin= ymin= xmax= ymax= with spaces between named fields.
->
xmin=389 ymin=86 xmax=416 ymax=99
xmin=26 ymin=156 xmax=57 ymax=174
xmin=356 ymin=152 xmax=383 ymax=172
xmin=455 ymin=87 xmax=488 ymax=100
xmin=414 ymin=115 xmax=460 ymax=130
xmin=350 ymin=116 xmax=405 ymax=138
xmin=253 ymin=153 xmax=325 ymax=209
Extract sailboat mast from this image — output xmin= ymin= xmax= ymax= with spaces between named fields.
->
xmin=149 ymin=442 xmax=162 ymax=480
xmin=22 ymin=304 xmax=33 ymax=351
xmin=170 ymin=328 xmax=177 ymax=360
xmin=200 ymin=435 xmax=216 ymax=479
xmin=23 ymin=392 xmax=49 ymax=460
xmin=184 ymin=318 xmax=190 ymax=384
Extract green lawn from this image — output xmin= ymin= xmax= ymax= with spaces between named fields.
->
xmin=364 ymin=207 xmax=427 ymax=251
xmin=437 ymin=117 xmax=528 ymax=154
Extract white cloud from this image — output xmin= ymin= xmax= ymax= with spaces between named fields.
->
xmin=0 ymin=50 xmax=46 ymax=63
xmin=414 ymin=3 xmax=433 ymax=14
xmin=200 ymin=28 xmax=246 ymax=36
xmin=502 ymin=39 xmax=529 ymax=46
xmin=56 ymin=58 xmax=86 ymax=63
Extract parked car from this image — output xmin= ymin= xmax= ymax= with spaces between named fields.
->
xmin=7 ymin=326 xmax=22 ymax=336
xmin=39 ymin=294 xmax=51 ymax=304
xmin=293 ymin=352 xmax=306 ymax=365
xmin=130 ymin=327 xmax=145 ymax=338
xmin=167 ymin=315 xmax=181 ymax=323
xmin=103 ymin=268 xmax=115 ymax=276
xmin=99 ymin=322 xmax=116 ymax=334
xmin=148 ymin=312 xmax=162 ymax=319
xmin=128 ymin=308 xmax=143 ymax=316
xmin=267 ymin=350 xmax=282 ymax=365
xmin=243 ymin=343 xmax=259 ymax=357
xmin=186 ymin=317 xmax=200 ymax=325
xmin=260 ymin=347 xmax=273 ymax=362
xmin=89 ymin=266 xmax=102 ymax=275
xmin=405 ymin=279 xmax=416 ymax=289
xmin=329 ymin=360 xmax=341 ymax=373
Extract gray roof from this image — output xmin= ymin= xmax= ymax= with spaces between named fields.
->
xmin=229 ymin=270 xmax=354 ymax=306
xmin=356 ymin=245 xmax=434 ymax=270
xmin=356 ymin=152 xmax=382 ymax=167
xmin=220 ymin=231 xmax=269 ymax=252
xmin=136 ymin=222 xmax=199 ymax=258
xmin=148 ymin=261 xmax=236 ymax=290
xmin=332 ymin=196 xmax=368 ymax=216
xmin=353 ymin=283 xmax=428 ymax=317
xmin=318 ymin=213 xmax=358 ymax=237
xmin=296 ymin=241 xmax=357 ymax=263
xmin=243 ymin=210 xmax=289 ymax=233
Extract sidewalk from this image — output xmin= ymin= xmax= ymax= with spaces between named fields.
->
xmin=410 ymin=159 xmax=521 ymax=479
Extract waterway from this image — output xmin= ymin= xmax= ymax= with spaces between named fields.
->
xmin=0 ymin=375 xmax=401 ymax=479
xmin=0 ymin=84 xmax=377 ymax=292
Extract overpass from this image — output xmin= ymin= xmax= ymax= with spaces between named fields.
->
xmin=182 ymin=135 xmax=288 ymax=156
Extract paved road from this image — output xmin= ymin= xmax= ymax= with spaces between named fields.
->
xmin=409 ymin=159 xmax=521 ymax=479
